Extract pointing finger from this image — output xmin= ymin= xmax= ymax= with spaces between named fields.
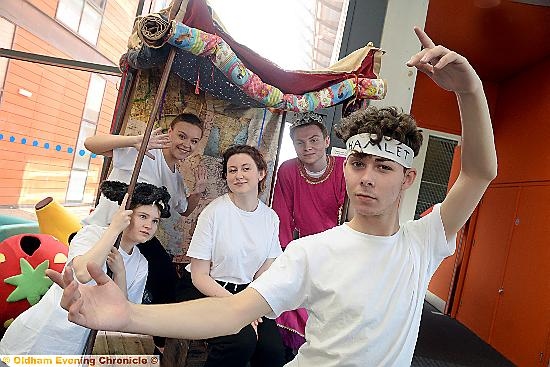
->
xmin=414 ymin=26 xmax=435 ymax=49
xmin=46 ymin=269 xmax=64 ymax=288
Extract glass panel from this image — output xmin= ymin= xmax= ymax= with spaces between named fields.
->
xmin=82 ymin=74 xmax=106 ymax=122
xmin=0 ymin=18 xmax=15 ymax=102
xmin=151 ymin=0 xmax=172 ymax=13
xmin=72 ymin=120 xmax=97 ymax=170
xmin=66 ymin=170 xmax=88 ymax=201
xmin=79 ymin=3 xmax=102 ymax=44
xmin=140 ymin=0 xmax=153 ymax=15
xmin=0 ymin=17 xmax=15 ymax=48
xmin=56 ymin=0 xmax=84 ymax=32
xmin=88 ymin=0 xmax=106 ymax=10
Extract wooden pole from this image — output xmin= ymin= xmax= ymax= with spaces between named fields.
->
xmin=81 ymin=48 xmax=177 ymax=357
xmin=268 ymin=111 xmax=287 ymax=206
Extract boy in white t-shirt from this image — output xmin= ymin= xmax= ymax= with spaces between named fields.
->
xmin=81 ymin=112 xmax=206 ymax=354
xmin=49 ymin=28 xmax=497 ymax=366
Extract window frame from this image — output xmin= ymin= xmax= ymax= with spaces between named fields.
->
xmin=66 ymin=73 xmax=107 ymax=203
xmin=55 ymin=0 xmax=106 ymax=46
xmin=0 ymin=17 xmax=16 ymax=106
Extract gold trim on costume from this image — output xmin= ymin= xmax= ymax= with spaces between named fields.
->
xmin=298 ymin=155 xmax=335 ymax=185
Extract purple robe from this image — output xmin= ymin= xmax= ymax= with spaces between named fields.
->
xmin=272 ymin=155 xmax=346 ymax=349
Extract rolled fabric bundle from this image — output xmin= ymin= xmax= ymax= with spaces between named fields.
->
xmin=137 ymin=13 xmax=172 ymax=48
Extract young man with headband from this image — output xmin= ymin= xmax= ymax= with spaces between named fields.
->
xmin=48 ymin=27 xmax=497 ymax=366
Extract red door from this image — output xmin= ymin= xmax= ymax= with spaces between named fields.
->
xmin=456 ymin=186 xmax=519 ymax=341
xmin=491 ymin=185 xmax=550 ymax=366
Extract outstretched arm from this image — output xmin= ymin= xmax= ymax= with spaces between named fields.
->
xmin=407 ymin=27 xmax=497 ymax=240
xmin=84 ymin=128 xmax=170 ymax=159
xmin=47 ymin=263 xmax=271 ymax=339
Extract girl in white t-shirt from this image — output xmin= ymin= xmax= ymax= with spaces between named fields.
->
xmin=178 ymin=145 xmax=284 ymax=367
xmin=0 ymin=181 xmax=171 ymax=355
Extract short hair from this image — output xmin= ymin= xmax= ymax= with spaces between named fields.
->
xmin=222 ymin=145 xmax=268 ymax=194
xmin=290 ymin=121 xmax=329 ymax=140
xmin=170 ymin=113 xmax=204 ymax=132
xmin=100 ymin=181 xmax=171 ymax=218
xmin=334 ymin=106 xmax=423 ymax=157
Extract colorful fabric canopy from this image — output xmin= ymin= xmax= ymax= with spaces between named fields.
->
xmin=125 ymin=0 xmax=387 ymax=112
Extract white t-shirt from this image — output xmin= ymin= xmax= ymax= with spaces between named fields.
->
xmin=250 ymin=204 xmax=456 ymax=367
xmin=185 ymin=194 xmax=282 ymax=284
xmin=0 ymin=225 xmax=148 ymax=355
xmin=83 ymin=147 xmax=188 ymax=226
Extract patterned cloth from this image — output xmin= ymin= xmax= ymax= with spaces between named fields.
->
xmin=134 ymin=14 xmax=387 ymax=112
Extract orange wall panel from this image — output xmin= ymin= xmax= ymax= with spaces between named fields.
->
xmin=428 ymin=254 xmax=456 ymax=304
xmin=0 ymin=3 xmax=126 ymax=206
xmin=27 ymin=0 xmax=59 ymax=19
xmin=411 ymin=75 xmax=499 ymax=135
xmin=411 ymin=73 xmax=461 ymax=135
xmin=492 ymin=57 xmax=550 ymax=184
xmin=0 ymin=41 xmax=112 ymax=206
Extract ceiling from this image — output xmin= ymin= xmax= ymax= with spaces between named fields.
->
xmin=425 ymin=0 xmax=550 ymax=81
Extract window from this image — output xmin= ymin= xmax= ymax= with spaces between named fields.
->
xmin=56 ymin=0 xmax=106 ymax=45
xmin=140 ymin=0 xmax=172 ymax=15
xmin=66 ymin=74 xmax=106 ymax=202
xmin=0 ymin=18 xmax=15 ymax=105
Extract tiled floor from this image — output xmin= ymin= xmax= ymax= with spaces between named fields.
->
xmin=413 ymin=302 xmax=515 ymax=367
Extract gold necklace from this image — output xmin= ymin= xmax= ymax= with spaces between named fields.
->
xmin=298 ymin=155 xmax=334 ymax=185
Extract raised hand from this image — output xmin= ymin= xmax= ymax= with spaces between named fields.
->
xmin=106 ymin=246 xmax=125 ymax=277
xmin=406 ymin=27 xmax=482 ymax=94
xmin=110 ymin=194 xmax=133 ymax=233
xmin=46 ymin=263 xmax=131 ymax=331
xmin=134 ymin=128 xmax=171 ymax=160
xmin=192 ymin=165 xmax=208 ymax=195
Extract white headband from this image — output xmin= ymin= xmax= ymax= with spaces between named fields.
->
xmin=345 ymin=133 xmax=414 ymax=168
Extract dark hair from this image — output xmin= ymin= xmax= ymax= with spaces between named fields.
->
xmin=290 ymin=121 xmax=329 ymax=140
xmin=334 ymin=106 xmax=423 ymax=156
xmin=170 ymin=113 xmax=204 ymax=133
xmin=222 ymin=145 xmax=268 ymax=193
xmin=100 ymin=181 xmax=171 ymax=218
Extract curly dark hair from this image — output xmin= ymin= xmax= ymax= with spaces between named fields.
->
xmin=222 ymin=145 xmax=268 ymax=194
xmin=100 ymin=181 xmax=171 ymax=218
xmin=334 ymin=106 xmax=423 ymax=156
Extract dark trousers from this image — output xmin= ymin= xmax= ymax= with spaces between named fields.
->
xmin=176 ymin=271 xmax=285 ymax=367
xmin=137 ymin=236 xmax=178 ymax=348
